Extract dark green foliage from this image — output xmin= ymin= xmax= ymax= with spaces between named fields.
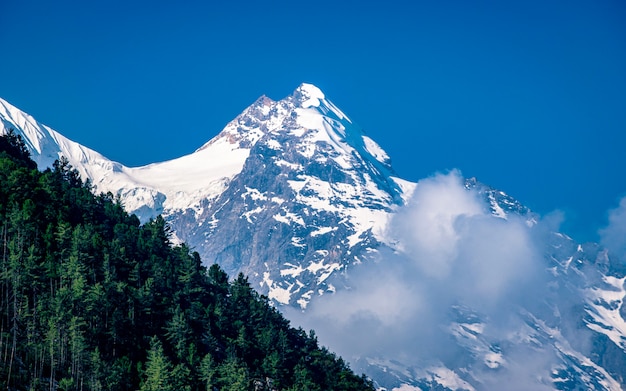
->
xmin=0 ymin=129 xmax=36 ymax=170
xmin=0 ymin=132 xmax=374 ymax=390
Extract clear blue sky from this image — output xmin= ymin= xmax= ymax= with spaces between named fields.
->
xmin=1 ymin=0 xmax=625 ymax=243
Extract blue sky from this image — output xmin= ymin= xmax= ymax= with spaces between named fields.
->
xmin=1 ymin=0 xmax=625 ymax=243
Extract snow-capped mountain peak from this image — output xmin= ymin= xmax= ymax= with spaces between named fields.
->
xmin=295 ymin=83 xmax=326 ymax=108
xmin=293 ymin=82 xmax=350 ymax=120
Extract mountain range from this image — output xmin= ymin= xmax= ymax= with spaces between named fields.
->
xmin=2 ymin=85 xmax=625 ymax=390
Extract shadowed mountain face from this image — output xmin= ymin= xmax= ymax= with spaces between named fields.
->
xmin=2 ymin=85 xmax=625 ymax=390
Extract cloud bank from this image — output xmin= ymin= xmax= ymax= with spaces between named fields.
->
xmin=286 ymin=170 xmax=555 ymax=389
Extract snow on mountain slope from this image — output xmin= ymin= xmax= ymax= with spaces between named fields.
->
xmin=0 ymin=97 xmax=122 ymax=177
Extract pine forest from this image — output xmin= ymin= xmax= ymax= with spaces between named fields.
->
xmin=0 ymin=130 xmax=374 ymax=391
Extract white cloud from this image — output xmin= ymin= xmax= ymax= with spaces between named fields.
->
xmin=599 ymin=196 xmax=626 ymax=261
xmin=387 ymin=170 xmax=483 ymax=279
xmin=386 ymin=170 xmax=543 ymax=310
xmin=286 ymin=170 xmax=554 ymax=388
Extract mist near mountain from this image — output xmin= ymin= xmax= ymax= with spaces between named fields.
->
xmin=600 ymin=196 xmax=626 ymax=262
xmin=287 ymin=170 xmax=612 ymax=390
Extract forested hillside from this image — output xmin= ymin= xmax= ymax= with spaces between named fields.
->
xmin=0 ymin=130 xmax=374 ymax=391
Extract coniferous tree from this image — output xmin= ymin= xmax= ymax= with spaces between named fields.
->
xmin=141 ymin=337 xmax=174 ymax=391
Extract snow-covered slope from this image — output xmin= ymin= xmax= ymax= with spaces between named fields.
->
xmin=0 ymin=97 xmax=123 ymax=180
xmin=2 ymin=86 xmax=626 ymax=390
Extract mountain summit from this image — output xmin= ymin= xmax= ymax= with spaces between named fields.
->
xmin=172 ymin=83 xmax=413 ymax=307
xmin=2 ymin=86 xmax=626 ymax=390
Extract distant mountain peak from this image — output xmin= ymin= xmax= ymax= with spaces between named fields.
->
xmin=293 ymin=83 xmax=326 ymax=108
xmin=290 ymin=83 xmax=352 ymax=123
xmin=257 ymin=94 xmax=275 ymax=105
